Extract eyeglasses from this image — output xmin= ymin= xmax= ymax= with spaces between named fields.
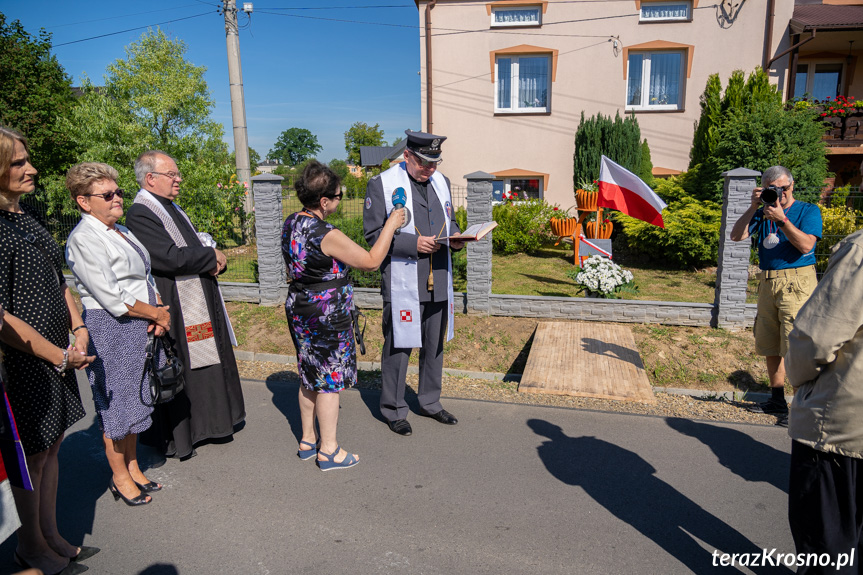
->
xmin=84 ymin=189 xmax=125 ymax=201
xmin=409 ymin=151 xmax=442 ymax=168
xmin=151 ymin=171 xmax=182 ymax=180
xmin=769 ymin=184 xmax=791 ymax=192
xmin=325 ymin=193 xmax=343 ymax=201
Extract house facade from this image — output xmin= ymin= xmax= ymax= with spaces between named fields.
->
xmin=415 ymin=0 xmax=808 ymax=208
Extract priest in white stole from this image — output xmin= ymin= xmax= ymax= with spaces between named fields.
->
xmin=363 ymin=131 xmax=465 ymax=436
xmin=126 ymin=150 xmax=246 ymax=459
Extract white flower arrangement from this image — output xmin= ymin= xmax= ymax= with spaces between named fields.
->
xmin=570 ymin=255 xmax=636 ymax=298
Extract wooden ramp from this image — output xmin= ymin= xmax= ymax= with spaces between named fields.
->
xmin=519 ymin=322 xmax=655 ymax=404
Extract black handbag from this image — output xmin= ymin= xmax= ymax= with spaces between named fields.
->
xmin=351 ymin=305 xmax=367 ymax=355
xmin=141 ymin=333 xmax=185 ymax=406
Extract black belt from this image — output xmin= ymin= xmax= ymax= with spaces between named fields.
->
xmin=289 ymin=277 xmax=350 ymax=293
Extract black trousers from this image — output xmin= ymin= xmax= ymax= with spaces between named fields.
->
xmin=789 ymin=440 xmax=863 ymax=574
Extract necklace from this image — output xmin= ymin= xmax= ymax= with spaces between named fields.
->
xmin=762 ymin=206 xmax=790 ymax=250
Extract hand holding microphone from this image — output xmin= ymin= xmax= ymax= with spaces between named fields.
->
xmin=391 ymin=187 xmax=411 ymax=230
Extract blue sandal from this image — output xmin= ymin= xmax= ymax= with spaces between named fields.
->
xmin=316 ymin=445 xmax=359 ymax=471
xmin=297 ymin=440 xmax=318 ymax=461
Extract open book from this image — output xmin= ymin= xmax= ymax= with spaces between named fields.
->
xmin=436 ymin=221 xmax=498 ymax=243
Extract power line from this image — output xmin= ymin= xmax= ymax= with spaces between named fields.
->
xmin=52 ymin=12 xmax=216 ymax=47
xmin=43 ymin=5 xmax=216 ymax=29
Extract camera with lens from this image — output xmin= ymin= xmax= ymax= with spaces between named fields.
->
xmin=760 ymin=185 xmax=783 ymax=205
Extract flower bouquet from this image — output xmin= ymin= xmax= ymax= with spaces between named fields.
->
xmin=566 ymin=255 xmax=637 ymax=299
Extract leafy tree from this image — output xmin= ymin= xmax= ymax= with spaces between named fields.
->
xmin=269 ymin=127 xmax=321 ymax=166
xmin=344 ymin=121 xmax=385 ymax=165
xmin=573 ymin=111 xmax=644 ymax=188
xmin=0 ymin=12 xmax=76 ymax=176
xmin=686 ymin=67 xmax=825 ymax=201
xmin=53 ymin=29 xmax=243 ymax=242
xmin=639 ymin=139 xmax=654 ymax=188
xmin=328 ymin=159 xmax=350 ymax=181
xmin=248 ymin=147 xmax=261 ymax=167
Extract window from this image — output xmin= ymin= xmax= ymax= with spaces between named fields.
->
xmin=496 ymin=55 xmax=550 ymax=112
xmin=491 ymin=6 xmax=541 ymax=27
xmin=492 ymin=178 xmax=543 ymax=201
xmin=793 ymin=62 xmax=844 ymax=100
xmin=626 ymin=51 xmax=684 ymax=110
xmin=640 ymin=1 xmax=691 ymax=21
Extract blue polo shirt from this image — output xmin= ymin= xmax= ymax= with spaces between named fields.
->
xmin=748 ymin=200 xmax=822 ymax=270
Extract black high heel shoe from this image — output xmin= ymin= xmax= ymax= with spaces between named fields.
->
xmin=14 ymin=551 xmax=89 ymax=575
xmin=109 ymin=479 xmax=151 ymax=506
xmin=135 ymin=480 xmax=163 ymax=493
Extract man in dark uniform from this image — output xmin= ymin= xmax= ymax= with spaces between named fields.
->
xmin=126 ymin=150 xmax=246 ymax=459
xmin=363 ymin=131 xmax=464 ymax=436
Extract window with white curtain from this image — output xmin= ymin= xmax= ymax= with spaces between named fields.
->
xmin=640 ymin=1 xmax=691 ymax=21
xmin=626 ymin=51 xmax=684 ymax=111
xmin=496 ymin=55 xmax=550 ymax=113
xmin=793 ymin=62 xmax=844 ymax=100
xmin=491 ymin=6 xmax=541 ymax=27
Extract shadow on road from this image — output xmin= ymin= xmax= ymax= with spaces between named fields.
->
xmin=666 ymin=417 xmax=789 ymax=494
xmin=527 ymin=418 xmax=790 ymax=574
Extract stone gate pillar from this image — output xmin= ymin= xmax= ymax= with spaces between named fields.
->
xmin=464 ymin=171 xmax=495 ymax=314
xmin=251 ymin=173 xmax=285 ymax=305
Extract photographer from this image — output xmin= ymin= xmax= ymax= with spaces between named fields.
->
xmin=730 ymin=166 xmax=822 ymax=425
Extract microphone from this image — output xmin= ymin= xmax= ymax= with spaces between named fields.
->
xmin=392 ymin=187 xmax=406 ymax=209
xmin=391 ymin=187 xmax=410 ymax=229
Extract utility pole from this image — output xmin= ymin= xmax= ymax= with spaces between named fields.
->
xmin=222 ymin=0 xmax=252 ymax=216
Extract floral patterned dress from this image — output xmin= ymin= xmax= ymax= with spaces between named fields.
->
xmin=281 ymin=212 xmax=356 ymax=393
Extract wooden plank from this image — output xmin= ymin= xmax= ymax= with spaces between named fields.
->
xmin=519 ymin=322 xmax=655 ymax=404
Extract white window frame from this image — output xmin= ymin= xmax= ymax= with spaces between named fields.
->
xmin=625 ymin=50 xmax=685 ymax=111
xmin=490 ymin=5 xmax=541 ymax=27
xmin=495 ymin=54 xmax=552 ymax=114
xmin=493 ymin=178 xmax=544 ymax=202
xmin=639 ymin=1 xmax=692 ymax=22
xmin=794 ymin=60 xmax=845 ymax=100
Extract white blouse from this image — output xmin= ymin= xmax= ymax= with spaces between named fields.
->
xmin=65 ymin=213 xmax=160 ymax=317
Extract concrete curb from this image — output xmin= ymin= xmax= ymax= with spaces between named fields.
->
xmin=234 ymin=349 xmax=790 ymax=403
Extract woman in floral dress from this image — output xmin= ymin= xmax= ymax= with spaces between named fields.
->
xmin=281 ymin=161 xmax=403 ymax=471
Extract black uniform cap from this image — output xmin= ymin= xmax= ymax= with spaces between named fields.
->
xmin=404 ymin=130 xmax=446 ymax=162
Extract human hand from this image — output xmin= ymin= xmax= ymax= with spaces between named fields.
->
xmin=751 ymin=187 xmax=764 ymax=208
xmin=386 ymin=207 xmax=406 ymax=230
xmin=153 ymin=306 xmax=171 ymax=332
xmin=149 ymin=323 xmax=166 ymax=337
xmin=212 ymin=248 xmax=227 ymax=275
xmin=73 ymin=330 xmax=89 ymax=358
xmin=449 ymin=232 xmax=466 ymax=251
xmin=66 ymin=346 xmax=95 ymax=370
xmin=417 ymin=235 xmax=441 ymax=254
xmin=763 ymin=202 xmax=785 ymax=222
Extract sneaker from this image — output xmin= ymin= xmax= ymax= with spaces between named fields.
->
xmin=748 ymin=398 xmax=789 ymax=415
xmin=775 ymin=414 xmax=788 ymax=428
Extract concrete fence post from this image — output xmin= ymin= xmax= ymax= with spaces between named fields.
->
xmin=464 ymin=171 xmax=496 ymax=315
xmin=251 ymin=173 xmax=285 ymax=305
xmin=714 ymin=168 xmax=760 ymax=329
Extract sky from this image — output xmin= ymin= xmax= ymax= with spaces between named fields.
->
xmin=1 ymin=0 xmax=424 ymax=164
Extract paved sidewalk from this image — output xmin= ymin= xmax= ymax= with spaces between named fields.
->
xmin=0 ymin=376 xmax=795 ymax=574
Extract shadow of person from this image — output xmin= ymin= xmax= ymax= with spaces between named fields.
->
xmin=581 ymin=337 xmax=643 ymax=369
xmin=527 ymin=419 xmax=790 ymax=574
xmin=666 ymin=417 xmax=789 ymax=494
xmin=137 ymin=563 xmax=180 ymax=575
xmin=265 ymin=372 xmax=303 ymax=443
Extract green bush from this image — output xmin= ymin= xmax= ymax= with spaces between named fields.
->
xmin=491 ymin=200 xmax=557 ymax=255
xmin=818 ymin=205 xmax=863 ymax=272
xmin=573 ymin=111 xmax=644 ymax=188
xmin=617 ymin=196 xmax=722 ymax=268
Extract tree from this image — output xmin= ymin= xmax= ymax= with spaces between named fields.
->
xmin=573 ymin=111 xmax=644 ymax=187
xmin=0 ymin=12 xmax=76 ymax=176
xmin=344 ymin=121 xmax=385 ymax=165
xmin=55 ymin=29 xmax=242 ymax=241
xmin=269 ymin=127 xmax=321 ymax=166
xmin=328 ymin=158 xmax=350 ymax=181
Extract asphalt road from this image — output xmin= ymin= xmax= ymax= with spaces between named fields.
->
xmin=0 ymin=375 xmax=796 ymax=575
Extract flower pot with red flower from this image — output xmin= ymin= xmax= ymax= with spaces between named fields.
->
xmin=549 ymin=206 xmax=577 ymax=240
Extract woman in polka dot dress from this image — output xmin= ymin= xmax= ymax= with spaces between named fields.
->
xmin=0 ymin=126 xmax=94 ymax=575
xmin=65 ymin=162 xmax=172 ymax=508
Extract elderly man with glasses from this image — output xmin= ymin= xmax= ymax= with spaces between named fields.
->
xmin=363 ymin=130 xmax=465 ymax=436
xmin=125 ymin=150 xmax=246 ymax=460
xmin=730 ymin=165 xmax=822 ymax=426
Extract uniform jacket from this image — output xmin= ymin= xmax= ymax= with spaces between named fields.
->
xmin=786 ymin=229 xmax=863 ymax=459
xmin=363 ymin=165 xmax=460 ymax=303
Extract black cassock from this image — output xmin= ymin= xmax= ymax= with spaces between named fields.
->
xmin=127 ymin=194 xmax=245 ymax=459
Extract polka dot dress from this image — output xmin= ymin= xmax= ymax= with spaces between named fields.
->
xmin=0 ymin=204 xmax=85 ymax=455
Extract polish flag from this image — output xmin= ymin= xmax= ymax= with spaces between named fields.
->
xmin=597 ymin=155 xmax=666 ymax=228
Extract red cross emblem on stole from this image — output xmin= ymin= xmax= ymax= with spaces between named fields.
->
xmin=400 ymin=310 xmax=413 ymax=322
